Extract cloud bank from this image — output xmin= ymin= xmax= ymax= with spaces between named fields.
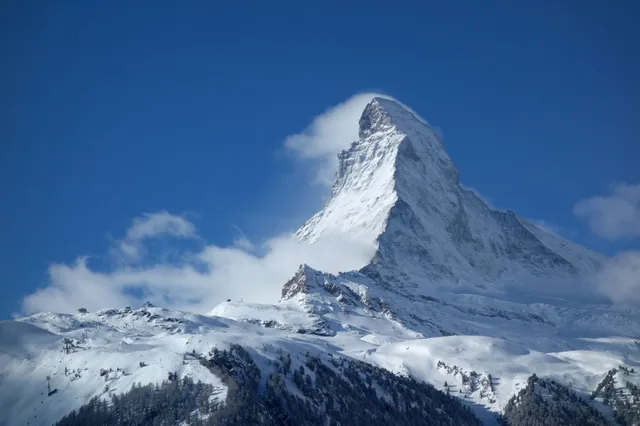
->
xmin=21 ymin=212 xmax=377 ymax=315
xmin=114 ymin=211 xmax=199 ymax=263
xmin=573 ymin=183 xmax=640 ymax=240
xmin=592 ymin=251 xmax=640 ymax=307
xmin=573 ymin=183 xmax=640 ymax=307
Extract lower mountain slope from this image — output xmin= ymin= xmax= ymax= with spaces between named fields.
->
xmin=499 ymin=374 xmax=610 ymax=426
xmin=2 ymin=304 xmax=639 ymax=426
xmin=54 ymin=343 xmax=482 ymax=426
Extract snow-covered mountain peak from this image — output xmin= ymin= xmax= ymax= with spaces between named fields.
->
xmin=359 ymin=97 xmax=433 ymax=137
xmin=297 ymin=97 xmax=457 ymax=246
xmin=296 ymin=96 xmax=604 ymax=303
xmin=357 ymin=97 xmax=396 ymax=139
xmin=358 ymin=97 xmax=457 ymax=180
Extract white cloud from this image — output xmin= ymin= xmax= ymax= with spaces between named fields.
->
xmin=22 ymin=258 xmax=132 ymax=315
xmin=112 ymin=211 xmax=198 ymax=262
xmin=283 ymin=92 xmax=430 ymax=187
xmin=573 ymin=183 xmax=640 ymax=240
xmin=592 ymin=251 xmax=640 ymax=307
xmin=284 ymin=93 xmax=380 ymax=186
xmin=21 ymin=218 xmax=376 ymax=315
xmin=126 ymin=211 xmax=197 ymax=241
xmin=232 ymin=236 xmax=255 ymax=251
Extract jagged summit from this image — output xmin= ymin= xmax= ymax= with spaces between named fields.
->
xmin=281 ymin=264 xmax=327 ymax=300
xmin=358 ymin=97 xmax=412 ymax=139
xmin=297 ymin=97 xmax=457 ymax=244
xmin=296 ymin=97 xmax=603 ymax=297
xmin=359 ymin=97 xmax=438 ymax=140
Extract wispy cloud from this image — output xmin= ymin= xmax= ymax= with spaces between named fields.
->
xmin=283 ymin=92 xmax=430 ymax=187
xmin=592 ymin=251 xmax=640 ymax=307
xmin=572 ymin=184 xmax=640 ymax=306
xmin=112 ymin=211 xmax=199 ymax=263
xmin=573 ymin=183 xmax=640 ymax=240
xmin=230 ymin=224 xmax=255 ymax=252
xmin=283 ymin=93 xmax=383 ymax=186
xmin=126 ymin=211 xmax=197 ymax=241
xmin=21 ymin=214 xmax=376 ymax=315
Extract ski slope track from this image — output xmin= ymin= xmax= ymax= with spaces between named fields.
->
xmin=2 ymin=97 xmax=639 ymax=425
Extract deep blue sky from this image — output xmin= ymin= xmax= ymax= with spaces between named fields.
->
xmin=2 ymin=0 xmax=638 ymax=318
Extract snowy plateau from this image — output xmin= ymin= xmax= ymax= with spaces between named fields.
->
xmin=2 ymin=97 xmax=639 ymax=425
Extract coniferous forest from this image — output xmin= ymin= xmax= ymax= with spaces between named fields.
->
xmin=500 ymin=374 xmax=611 ymax=426
xmin=55 ymin=344 xmax=481 ymax=426
xmin=56 ymin=344 xmax=640 ymax=426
